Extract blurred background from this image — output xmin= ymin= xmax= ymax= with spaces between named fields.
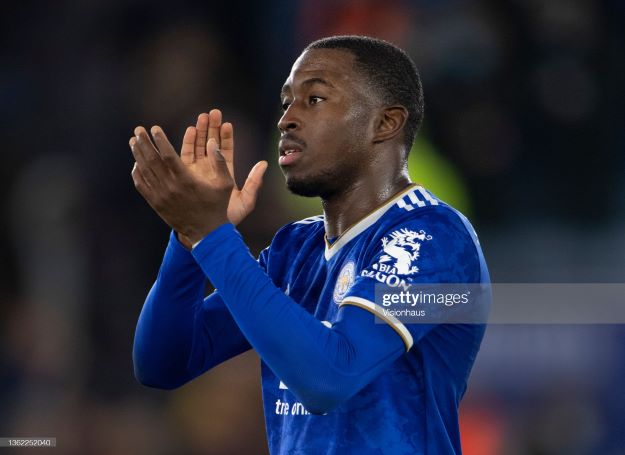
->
xmin=1 ymin=0 xmax=624 ymax=453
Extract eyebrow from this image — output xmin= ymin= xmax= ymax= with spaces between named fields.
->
xmin=280 ymin=77 xmax=335 ymax=98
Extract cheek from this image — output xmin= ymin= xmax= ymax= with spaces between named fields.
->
xmin=306 ymin=106 xmax=371 ymax=157
xmin=312 ymin=118 xmax=348 ymax=150
xmin=331 ymin=108 xmax=370 ymax=143
xmin=342 ymin=116 xmax=371 ymax=154
xmin=345 ymin=105 xmax=372 ymax=140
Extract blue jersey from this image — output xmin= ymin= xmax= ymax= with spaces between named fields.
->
xmin=258 ymin=184 xmax=490 ymax=454
xmin=133 ymin=183 xmax=490 ymax=454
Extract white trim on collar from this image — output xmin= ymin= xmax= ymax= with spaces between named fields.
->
xmin=324 ymin=184 xmax=423 ymax=261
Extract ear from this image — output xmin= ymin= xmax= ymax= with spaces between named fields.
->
xmin=372 ymin=106 xmax=408 ymax=144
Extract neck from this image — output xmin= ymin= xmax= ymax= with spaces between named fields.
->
xmin=322 ymin=166 xmax=411 ymax=239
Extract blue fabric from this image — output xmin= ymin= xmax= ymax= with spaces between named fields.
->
xmin=133 ymin=185 xmax=491 ymax=455
xmin=191 ymin=223 xmax=406 ymax=415
xmin=132 ymin=231 xmax=251 ymax=389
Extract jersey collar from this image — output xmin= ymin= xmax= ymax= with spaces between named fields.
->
xmin=324 ymin=184 xmax=419 ymax=261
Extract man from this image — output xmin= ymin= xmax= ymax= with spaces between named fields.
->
xmin=131 ymin=35 xmax=490 ymax=454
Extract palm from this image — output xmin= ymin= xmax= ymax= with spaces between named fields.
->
xmin=226 ymin=186 xmax=253 ymax=226
xmin=179 ymin=110 xmax=267 ymax=243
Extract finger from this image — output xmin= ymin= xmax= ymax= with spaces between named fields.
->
xmin=194 ymin=113 xmax=209 ymax=160
xmin=207 ymin=109 xmax=222 ymax=148
xmin=240 ymin=160 xmax=268 ymax=209
xmin=151 ymin=126 xmax=185 ymax=175
xmin=220 ymin=122 xmax=235 ymax=179
xmin=131 ymin=162 xmax=155 ymax=200
xmin=130 ymin=136 xmax=159 ymax=187
xmin=133 ymin=126 xmax=167 ymax=181
xmin=132 ymin=162 xmax=170 ymax=219
xmin=181 ymin=126 xmax=196 ymax=165
xmin=206 ymin=137 xmax=231 ymax=182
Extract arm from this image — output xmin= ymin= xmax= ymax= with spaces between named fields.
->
xmin=130 ymin=110 xmax=267 ymax=389
xmin=132 ymin=231 xmax=252 ymax=389
xmin=189 ymin=211 xmax=485 ymax=413
xmin=192 ymin=224 xmax=407 ymax=414
xmin=128 ymin=114 xmax=405 ymax=411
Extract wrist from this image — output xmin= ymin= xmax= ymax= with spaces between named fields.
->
xmin=185 ymin=217 xmax=230 ymax=247
xmin=190 ymin=223 xmax=241 ymax=265
xmin=176 ymin=232 xmax=194 ymax=250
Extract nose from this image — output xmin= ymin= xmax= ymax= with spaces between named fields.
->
xmin=277 ymin=105 xmax=301 ymax=132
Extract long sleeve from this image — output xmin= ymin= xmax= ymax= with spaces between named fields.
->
xmin=191 ymin=224 xmax=406 ymax=414
xmin=133 ymin=231 xmax=251 ymax=389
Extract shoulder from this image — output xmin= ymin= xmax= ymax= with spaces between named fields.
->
xmin=268 ymin=214 xmax=325 ymax=252
xmin=377 ymin=186 xmax=479 ymax=248
xmin=278 ymin=214 xmax=325 ymax=237
xmin=259 ymin=215 xmax=325 ymax=277
xmin=363 ymin=188 xmax=484 ymax=282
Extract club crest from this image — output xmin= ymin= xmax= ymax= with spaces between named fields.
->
xmin=333 ymin=261 xmax=355 ymax=304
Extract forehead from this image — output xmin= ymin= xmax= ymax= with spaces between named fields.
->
xmin=282 ymin=48 xmax=361 ymax=90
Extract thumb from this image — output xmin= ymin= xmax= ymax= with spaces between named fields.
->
xmin=240 ymin=160 xmax=268 ymax=207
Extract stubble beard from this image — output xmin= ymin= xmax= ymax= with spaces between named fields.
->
xmin=285 ymin=165 xmax=356 ymax=200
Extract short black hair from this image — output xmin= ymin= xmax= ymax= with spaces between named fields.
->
xmin=305 ymin=35 xmax=424 ymax=153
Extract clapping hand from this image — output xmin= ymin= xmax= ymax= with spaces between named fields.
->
xmin=130 ymin=109 xmax=268 ymax=247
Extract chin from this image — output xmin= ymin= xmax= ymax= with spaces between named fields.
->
xmin=283 ymin=161 xmax=360 ymax=200
xmin=286 ymin=178 xmax=325 ymax=198
xmin=286 ymin=172 xmax=341 ymax=199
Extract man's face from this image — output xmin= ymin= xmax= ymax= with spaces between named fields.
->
xmin=278 ymin=48 xmax=376 ymax=198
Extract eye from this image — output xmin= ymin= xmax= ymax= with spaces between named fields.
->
xmin=309 ymin=96 xmax=325 ymax=105
xmin=281 ymin=100 xmax=291 ymax=111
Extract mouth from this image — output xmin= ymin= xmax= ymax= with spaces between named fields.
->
xmin=278 ymin=138 xmax=305 ymax=166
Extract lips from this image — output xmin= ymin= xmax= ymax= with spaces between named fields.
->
xmin=278 ymin=136 xmax=305 ymax=167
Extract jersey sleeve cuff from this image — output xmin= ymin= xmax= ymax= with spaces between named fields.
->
xmin=190 ymin=223 xmax=238 ymax=260
xmin=167 ymin=230 xmax=202 ymax=267
xmin=339 ymin=296 xmax=414 ymax=351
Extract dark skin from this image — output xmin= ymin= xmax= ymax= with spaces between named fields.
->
xmin=130 ymin=48 xmax=411 ymax=244
xmin=278 ymin=48 xmax=411 ymax=238
xmin=130 ymin=110 xmax=268 ymax=247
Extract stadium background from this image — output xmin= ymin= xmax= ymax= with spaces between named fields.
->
xmin=1 ymin=0 xmax=624 ymax=453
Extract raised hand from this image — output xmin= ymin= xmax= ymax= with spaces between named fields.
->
xmin=129 ymin=109 xmax=267 ymax=247
xmin=181 ymin=110 xmax=268 ymax=226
